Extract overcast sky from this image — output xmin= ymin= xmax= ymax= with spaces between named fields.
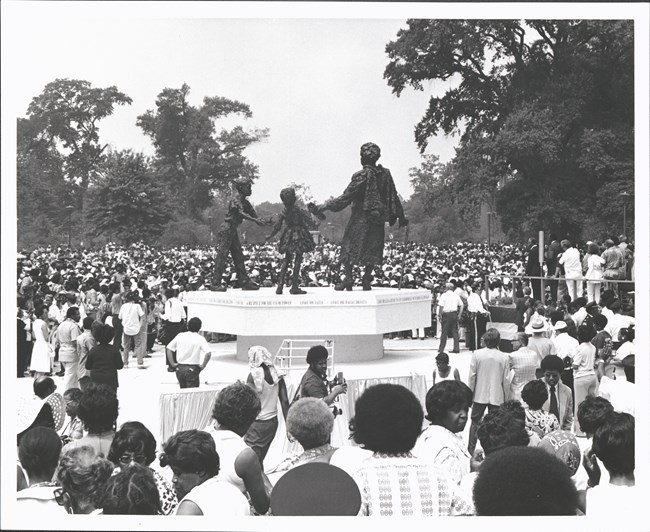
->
xmin=5 ymin=12 xmax=462 ymax=205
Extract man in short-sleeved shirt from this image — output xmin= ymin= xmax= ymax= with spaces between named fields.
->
xmin=118 ymin=291 xmax=144 ymax=366
xmin=166 ymin=317 xmax=213 ymax=388
xmin=437 ymin=282 xmax=464 ymax=354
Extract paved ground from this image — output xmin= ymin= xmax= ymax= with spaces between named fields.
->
xmin=17 ymin=335 xmax=475 ymax=448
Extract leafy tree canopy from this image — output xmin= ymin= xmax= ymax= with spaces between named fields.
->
xmin=25 ymin=78 xmax=132 ymax=196
xmin=136 ymin=83 xmax=269 ymax=217
xmin=385 ymin=20 xmax=634 ymax=240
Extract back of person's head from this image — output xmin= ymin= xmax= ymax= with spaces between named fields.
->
xmin=592 ymin=412 xmax=635 ymax=477
xmin=164 ymin=288 xmax=175 ymax=299
xmin=101 ymin=463 xmax=161 ymax=515
xmin=95 ymin=323 xmax=115 ymax=345
xmin=82 ymin=316 xmax=94 ymax=330
xmin=482 ymin=328 xmax=500 ymax=349
xmin=187 ymin=317 xmax=202 ymax=333
xmin=477 ymin=410 xmax=529 ymax=455
xmin=212 ymin=381 xmax=261 ymax=436
xmin=516 ymin=332 xmax=529 ymax=346
xmin=351 ymin=383 xmax=423 ymax=453
xmin=306 ymin=345 xmax=329 ymax=365
xmin=521 ymin=380 xmax=548 ymax=410
xmin=577 ymin=396 xmax=614 ymax=437
xmin=107 ymin=421 xmax=157 ymax=467
xmin=18 ymin=427 xmax=62 ymax=480
xmin=425 ymin=380 xmax=473 ymax=424
xmin=574 ymin=297 xmax=587 ymax=309
xmin=473 ymin=446 xmax=578 ymax=515
xmin=56 ymin=446 xmax=114 ymax=514
xmin=33 ymin=376 xmax=55 ymax=399
xmin=499 ymin=400 xmax=526 ymax=421
xmin=286 ymin=398 xmax=334 ymax=450
xmin=160 ymin=429 xmax=219 ymax=477
xmin=619 ymin=326 xmax=635 ymax=343
xmin=577 ymin=324 xmax=595 ymax=344
xmin=77 ymin=383 xmax=119 ymax=434
xmin=622 ymin=355 xmax=635 ymax=383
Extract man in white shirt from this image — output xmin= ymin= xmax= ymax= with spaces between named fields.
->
xmin=57 ymin=307 xmax=82 ymax=392
xmin=118 ymin=291 xmax=144 ymax=367
xmin=437 ymin=282 xmax=464 ymax=354
xmin=161 ymin=288 xmax=187 ymax=371
xmin=558 ymin=240 xmax=583 ymax=300
xmin=605 ymin=300 xmax=634 ymax=348
xmin=166 ymin=317 xmax=213 ymax=388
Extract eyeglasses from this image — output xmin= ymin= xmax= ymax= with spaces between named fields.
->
xmin=118 ymin=453 xmax=147 ymax=465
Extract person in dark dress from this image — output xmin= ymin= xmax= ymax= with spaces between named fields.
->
xmin=313 ymin=142 xmax=408 ymax=291
xmin=266 ymin=187 xmax=320 ymax=295
xmin=85 ymin=324 xmax=123 ymax=391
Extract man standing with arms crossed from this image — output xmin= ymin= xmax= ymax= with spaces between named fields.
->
xmin=437 ymin=282 xmax=464 ymax=354
xmin=166 ymin=317 xmax=213 ymax=388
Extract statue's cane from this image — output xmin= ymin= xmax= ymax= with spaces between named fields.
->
xmin=397 ymin=224 xmax=410 ymax=291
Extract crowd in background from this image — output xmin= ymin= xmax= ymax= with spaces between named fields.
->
xmin=14 ymin=236 xmax=636 ymax=517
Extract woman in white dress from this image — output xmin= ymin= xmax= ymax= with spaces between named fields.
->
xmin=30 ymin=306 xmax=52 ymax=376
xmin=585 ymin=243 xmax=605 ymax=303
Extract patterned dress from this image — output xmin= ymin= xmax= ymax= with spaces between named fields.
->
xmin=272 ymin=206 xmax=318 ymax=255
xmin=524 ymin=408 xmax=560 ymax=438
xmin=352 ymin=452 xmax=474 ymax=516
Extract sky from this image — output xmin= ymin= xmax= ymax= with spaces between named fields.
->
xmin=3 ymin=11 xmax=461 ymax=205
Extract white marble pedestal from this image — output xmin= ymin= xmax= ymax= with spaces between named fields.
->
xmin=185 ymin=287 xmax=432 ymax=362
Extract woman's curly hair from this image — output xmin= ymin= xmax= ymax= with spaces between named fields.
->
xmin=286 ymin=398 xmax=334 ymax=449
xmin=424 ymin=381 xmax=473 ymax=425
xmin=101 ymin=463 xmax=160 ymax=515
xmin=211 ymin=381 xmax=261 ymax=436
xmin=351 ymin=384 xmax=423 ymax=453
xmin=160 ymin=429 xmax=219 ymax=478
xmin=77 ymin=383 xmax=119 ymax=434
xmin=107 ymin=421 xmax=157 ymax=466
xmin=56 ymin=446 xmax=114 ymax=510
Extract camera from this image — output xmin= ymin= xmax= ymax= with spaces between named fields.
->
xmin=328 ymin=372 xmax=345 ymax=417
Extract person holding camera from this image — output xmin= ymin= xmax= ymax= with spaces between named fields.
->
xmin=297 ymin=345 xmax=347 ymax=406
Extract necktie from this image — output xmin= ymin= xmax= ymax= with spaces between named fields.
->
xmin=549 ymin=384 xmax=560 ymax=421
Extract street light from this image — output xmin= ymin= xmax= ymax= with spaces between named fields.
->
xmin=619 ymin=192 xmax=633 ymax=237
xmin=65 ymin=205 xmax=74 ymax=249
xmin=487 ymin=212 xmax=494 ymax=246
xmin=208 ymin=215 xmax=213 ymax=244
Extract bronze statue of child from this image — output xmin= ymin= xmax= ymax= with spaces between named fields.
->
xmin=267 ymin=187 xmax=321 ymax=295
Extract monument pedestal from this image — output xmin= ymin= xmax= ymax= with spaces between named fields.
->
xmin=186 ymin=287 xmax=432 ymax=362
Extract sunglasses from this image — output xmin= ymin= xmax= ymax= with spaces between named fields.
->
xmin=118 ymin=453 xmax=147 ymax=465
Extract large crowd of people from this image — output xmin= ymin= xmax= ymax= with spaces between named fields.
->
xmin=14 ymin=236 xmax=637 ymax=518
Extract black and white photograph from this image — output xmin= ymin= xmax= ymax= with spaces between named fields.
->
xmin=2 ymin=1 xmax=648 ymax=530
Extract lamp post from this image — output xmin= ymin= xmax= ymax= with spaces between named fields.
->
xmin=65 ymin=205 xmax=74 ymax=249
xmin=487 ymin=212 xmax=494 ymax=246
xmin=619 ymin=192 xmax=632 ymax=236
xmin=208 ymin=215 xmax=213 ymax=244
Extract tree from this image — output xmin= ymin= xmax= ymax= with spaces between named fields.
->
xmin=137 ymin=84 xmax=269 ymax=218
xmin=85 ymin=150 xmax=171 ymax=245
xmin=405 ymin=155 xmax=472 ymax=244
xmin=385 ymin=20 xmax=634 ymax=240
xmin=17 ymin=116 xmax=70 ymax=248
xmin=25 ymin=79 xmax=132 ymax=208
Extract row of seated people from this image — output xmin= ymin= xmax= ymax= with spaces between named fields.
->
xmin=16 ymin=371 xmax=635 ymax=518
